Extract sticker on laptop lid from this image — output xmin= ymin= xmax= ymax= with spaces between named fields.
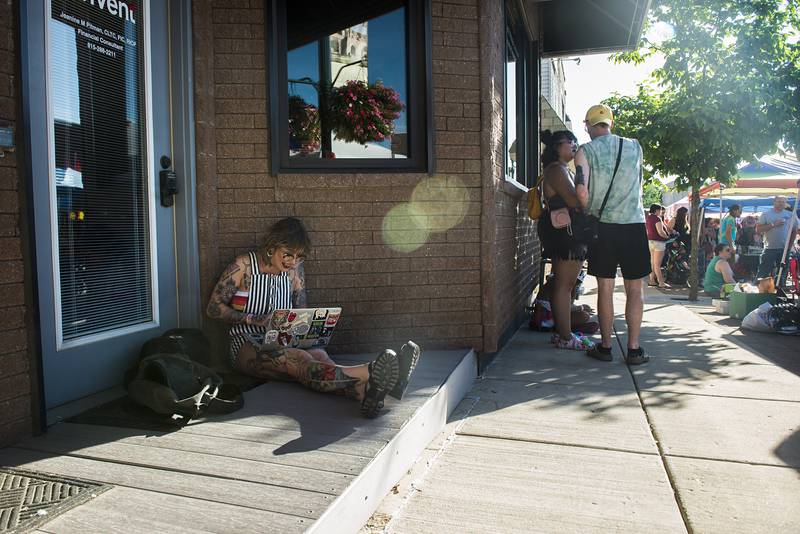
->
xmin=291 ymin=323 xmax=310 ymax=336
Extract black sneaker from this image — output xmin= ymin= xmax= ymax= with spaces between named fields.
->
xmin=361 ymin=350 xmax=399 ymax=418
xmin=587 ymin=345 xmax=613 ymax=362
xmin=388 ymin=341 xmax=420 ymax=400
xmin=625 ymin=347 xmax=649 ymax=365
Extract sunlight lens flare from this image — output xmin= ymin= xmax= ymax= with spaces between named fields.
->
xmin=381 ymin=203 xmax=430 ymax=253
xmin=381 ymin=176 xmax=471 ymax=252
xmin=408 ymin=176 xmax=470 ymax=233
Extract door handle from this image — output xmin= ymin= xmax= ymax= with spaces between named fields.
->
xmin=159 ymin=155 xmax=178 ymax=207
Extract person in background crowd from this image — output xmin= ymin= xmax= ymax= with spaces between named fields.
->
xmin=736 ymin=216 xmax=757 ymax=252
xmin=703 ymin=243 xmax=737 ymax=297
xmin=718 ymin=204 xmax=742 ymax=262
xmin=575 ymin=104 xmax=650 ymax=365
xmin=645 ymin=203 xmax=673 ymax=288
xmin=755 ymin=196 xmax=800 ymax=285
xmin=669 ymin=206 xmax=691 ymax=250
xmin=698 ymin=217 xmax=718 ymax=285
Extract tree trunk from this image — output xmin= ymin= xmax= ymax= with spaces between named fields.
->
xmin=688 ymin=185 xmax=702 ymax=301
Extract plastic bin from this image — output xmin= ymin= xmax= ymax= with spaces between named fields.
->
xmin=729 ymin=292 xmax=776 ymax=320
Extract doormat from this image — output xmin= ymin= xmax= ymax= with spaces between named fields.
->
xmin=0 ymin=467 xmax=111 ymax=533
xmin=66 ymin=371 xmax=265 ymax=432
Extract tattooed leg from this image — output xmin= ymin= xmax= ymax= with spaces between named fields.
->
xmin=235 ymin=345 xmax=368 ymax=399
xmin=282 ymin=350 xmax=364 ymax=399
xmin=234 ymin=343 xmax=291 ymax=381
xmin=306 ymin=348 xmax=337 ymax=365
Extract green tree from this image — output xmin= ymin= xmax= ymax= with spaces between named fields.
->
xmin=606 ymin=0 xmax=800 ymax=300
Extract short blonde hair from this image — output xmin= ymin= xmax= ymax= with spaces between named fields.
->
xmin=262 ymin=217 xmax=311 ymax=256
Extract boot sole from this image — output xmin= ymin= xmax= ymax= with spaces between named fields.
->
xmin=361 ymin=350 xmax=399 ymax=418
xmin=388 ymin=341 xmax=420 ymax=400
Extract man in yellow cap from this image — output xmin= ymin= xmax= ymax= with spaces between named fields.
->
xmin=574 ymin=104 xmax=650 ymax=365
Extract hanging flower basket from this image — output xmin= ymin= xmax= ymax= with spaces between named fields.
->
xmin=288 ymin=95 xmax=321 ymax=153
xmin=329 ymin=80 xmax=404 ymax=145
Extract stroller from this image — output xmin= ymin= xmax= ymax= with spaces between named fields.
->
xmin=662 ymin=238 xmax=691 ymax=286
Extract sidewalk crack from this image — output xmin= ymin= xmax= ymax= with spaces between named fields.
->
xmin=615 ymin=325 xmax=694 ymax=534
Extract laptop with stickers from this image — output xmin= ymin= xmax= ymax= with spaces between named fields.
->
xmin=255 ymin=307 xmax=342 ymax=350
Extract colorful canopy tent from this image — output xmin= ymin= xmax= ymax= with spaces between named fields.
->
xmin=699 ymin=196 xmax=798 ymax=214
xmin=700 ymin=155 xmax=800 ymax=196
xmin=665 ymin=155 xmax=800 ymax=217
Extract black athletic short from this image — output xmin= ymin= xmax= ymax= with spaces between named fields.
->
xmin=587 ymin=222 xmax=651 ymax=279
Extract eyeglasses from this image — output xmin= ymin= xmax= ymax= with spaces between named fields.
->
xmin=281 ymin=250 xmax=305 ymax=263
xmin=556 ymin=140 xmax=577 ymax=146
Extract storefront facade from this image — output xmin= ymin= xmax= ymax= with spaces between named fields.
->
xmin=1 ymin=0 xmax=647 ymax=445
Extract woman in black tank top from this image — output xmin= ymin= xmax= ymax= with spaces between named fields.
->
xmin=537 ymin=130 xmax=595 ymax=351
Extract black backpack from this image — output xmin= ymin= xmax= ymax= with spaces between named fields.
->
xmin=126 ymin=330 xmax=243 ymax=421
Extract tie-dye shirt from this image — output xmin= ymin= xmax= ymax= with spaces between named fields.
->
xmin=582 ymin=134 xmax=645 ymax=224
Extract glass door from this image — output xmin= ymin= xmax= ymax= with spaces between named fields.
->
xmin=31 ymin=0 xmax=178 ymax=409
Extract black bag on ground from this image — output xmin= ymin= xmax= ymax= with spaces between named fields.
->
xmin=139 ymin=328 xmax=211 ymax=365
xmin=127 ymin=331 xmax=243 ymax=420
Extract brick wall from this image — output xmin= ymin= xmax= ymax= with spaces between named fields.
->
xmin=478 ymin=0 xmax=538 ymax=353
xmin=194 ymin=0 xmax=490 ymax=357
xmin=0 ymin=0 xmax=34 ymax=447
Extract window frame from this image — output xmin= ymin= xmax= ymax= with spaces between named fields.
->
xmin=503 ymin=0 xmax=535 ymax=188
xmin=267 ymin=0 xmax=433 ymax=174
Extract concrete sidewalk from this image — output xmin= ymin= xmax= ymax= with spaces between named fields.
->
xmin=365 ymin=281 xmax=800 ymax=533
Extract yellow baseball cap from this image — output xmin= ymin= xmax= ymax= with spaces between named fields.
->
xmin=585 ymin=104 xmax=613 ymax=126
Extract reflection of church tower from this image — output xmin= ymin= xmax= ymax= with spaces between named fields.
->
xmin=330 ymin=23 xmax=368 ymax=87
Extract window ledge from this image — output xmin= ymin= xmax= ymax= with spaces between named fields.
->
xmin=500 ymin=177 xmax=528 ymax=197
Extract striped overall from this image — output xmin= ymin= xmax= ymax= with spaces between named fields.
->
xmin=228 ymin=251 xmax=292 ymax=365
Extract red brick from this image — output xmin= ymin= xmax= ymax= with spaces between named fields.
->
xmin=215 ymin=98 xmax=266 ymax=114
xmin=217 ymin=114 xmax=255 ymax=129
xmin=0 ymin=416 xmax=32 ymax=448
xmin=0 ymin=190 xmax=19 ymax=213
xmin=0 ymin=351 xmax=27 ymax=377
xmin=0 ymin=370 xmax=30 ymax=401
xmin=0 ymin=393 xmax=30 ymax=421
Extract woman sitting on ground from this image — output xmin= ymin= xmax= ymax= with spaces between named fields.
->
xmin=531 ymin=274 xmax=599 ymax=335
xmin=536 ymin=129 xmax=594 ymax=351
xmin=206 ymin=217 xmax=419 ymax=418
xmin=703 ymin=243 xmax=737 ymax=297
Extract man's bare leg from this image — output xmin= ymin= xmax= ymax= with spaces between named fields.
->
xmin=596 ymin=277 xmax=616 ymax=349
xmin=623 ymin=276 xmax=646 ymax=350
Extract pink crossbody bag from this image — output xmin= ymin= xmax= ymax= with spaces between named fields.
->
xmin=550 ymin=207 xmax=571 ymax=230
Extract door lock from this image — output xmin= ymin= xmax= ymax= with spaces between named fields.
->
xmin=159 ymin=155 xmax=178 ymax=207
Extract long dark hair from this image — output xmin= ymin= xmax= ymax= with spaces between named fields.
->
xmin=674 ymin=206 xmax=689 ymax=233
xmin=540 ymin=129 xmax=578 ymax=167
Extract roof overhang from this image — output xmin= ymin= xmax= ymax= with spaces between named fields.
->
xmin=533 ymin=0 xmax=650 ymax=58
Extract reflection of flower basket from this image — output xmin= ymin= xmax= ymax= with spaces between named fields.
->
xmin=329 ymin=80 xmax=404 ymax=145
xmin=288 ymin=95 xmax=320 ymax=153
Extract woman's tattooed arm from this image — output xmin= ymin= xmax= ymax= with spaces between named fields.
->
xmin=206 ymin=257 xmax=249 ymax=323
xmin=291 ymin=262 xmax=307 ymax=308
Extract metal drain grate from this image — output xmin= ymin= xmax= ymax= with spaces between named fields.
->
xmin=0 ymin=467 xmax=111 ymax=533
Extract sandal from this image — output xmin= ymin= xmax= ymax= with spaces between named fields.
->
xmin=625 ymin=346 xmax=649 ymax=365
xmin=388 ymin=341 xmax=420 ymax=401
xmin=574 ymin=321 xmax=599 ymax=335
xmin=587 ymin=344 xmax=613 ymax=362
xmin=361 ymin=349 xmax=399 ymax=418
xmin=554 ymin=333 xmax=594 ymax=351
